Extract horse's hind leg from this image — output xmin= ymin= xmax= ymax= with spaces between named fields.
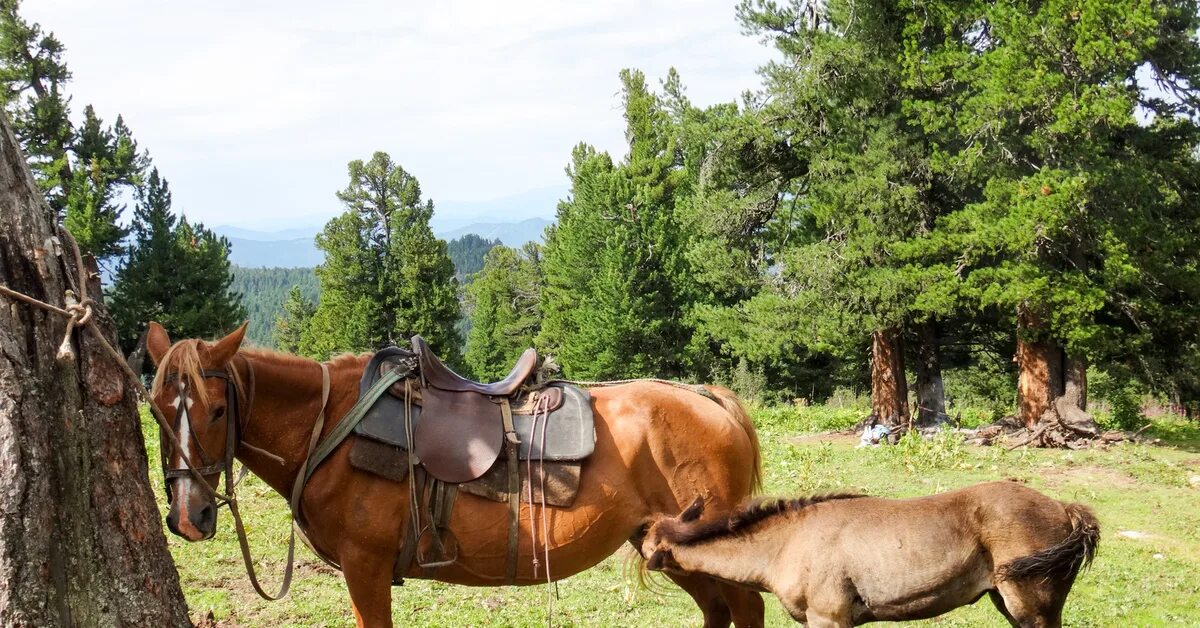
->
xmin=659 ymin=571 xmax=738 ymax=628
xmin=988 ymin=590 xmax=1021 ymax=627
xmin=664 ymin=572 xmax=732 ymax=628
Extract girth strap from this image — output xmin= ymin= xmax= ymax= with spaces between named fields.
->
xmin=502 ymin=398 xmax=520 ymax=584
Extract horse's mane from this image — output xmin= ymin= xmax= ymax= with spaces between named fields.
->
xmin=658 ymin=493 xmax=867 ymax=546
xmin=152 ymin=342 xmax=368 ymax=405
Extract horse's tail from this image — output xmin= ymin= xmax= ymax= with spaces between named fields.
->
xmin=703 ymin=385 xmax=762 ymax=494
xmin=999 ymin=502 xmax=1100 ymax=582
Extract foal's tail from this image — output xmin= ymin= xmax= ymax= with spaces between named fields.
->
xmin=1000 ymin=503 xmax=1100 ymax=582
xmin=703 ymin=386 xmax=762 ymax=494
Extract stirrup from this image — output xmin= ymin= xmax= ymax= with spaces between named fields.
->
xmin=415 ymin=524 xmax=459 ymax=568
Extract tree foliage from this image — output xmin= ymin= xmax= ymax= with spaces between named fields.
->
xmin=274 ymin=285 xmax=317 ymax=355
xmin=539 ymin=70 xmax=693 ymax=379
xmin=447 ymin=234 xmax=501 ymax=281
xmin=232 ymin=266 xmax=319 ymax=348
xmin=303 ymin=152 xmax=461 ymax=361
xmin=0 ymin=0 xmax=147 ymax=261
xmin=464 ymin=243 xmax=542 ymax=380
xmin=109 ymin=169 xmax=245 ymax=354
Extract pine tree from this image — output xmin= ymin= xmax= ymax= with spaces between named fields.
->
xmin=109 ymin=169 xmax=245 ymax=354
xmin=0 ymin=0 xmax=72 ymax=210
xmin=539 ymin=70 xmax=693 ymax=379
xmin=274 ymin=285 xmax=316 ymax=354
xmin=901 ymin=0 xmax=1200 ymax=435
xmin=464 ymin=243 xmax=542 ymax=380
xmin=732 ymin=0 xmax=955 ymax=423
xmin=304 ymin=152 xmax=461 ymax=361
xmin=62 ymin=107 xmax=147 ymax=260
xmin=0 ymin=2 xmax=147 ymax=261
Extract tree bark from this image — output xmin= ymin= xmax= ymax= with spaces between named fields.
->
xmin=0 ymin=112 xmax=190 ymax=625
xmin=912 ymin=320 xmax=947 ymax=426
xmin=871 ymin=327 xmax=909 ymax=429
xmin=1015 ymin=306 xmax=1098 ymax=443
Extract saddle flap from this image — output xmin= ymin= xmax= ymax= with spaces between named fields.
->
xmin=413 ymin=388 xmax=504 ymax=484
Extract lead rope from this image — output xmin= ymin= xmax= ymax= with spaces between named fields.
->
xmin=0 ymin=230 xmax=226 ymax=502
xmin=0 ymin=227 xmax=333 ymax=601
xmin=229 ymin=362 xmax=330 ymax=601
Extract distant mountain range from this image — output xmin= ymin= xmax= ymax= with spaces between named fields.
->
xmin=215 ymin=186 xmax=563 ymax=268
xmin=216 ymin=217 xmax=554 ymax=268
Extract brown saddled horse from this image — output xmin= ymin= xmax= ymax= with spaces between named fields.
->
xmin=640 ymin=481 xmax=1100 ymax=627
xmin=146 ymin=322 xmax=765 ymax=627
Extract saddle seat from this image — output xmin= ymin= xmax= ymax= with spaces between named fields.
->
xmin=412 ymin=335 xmax=537 ymax=396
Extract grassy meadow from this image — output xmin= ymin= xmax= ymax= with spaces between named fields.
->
xmin=143 ymin=406 xmax=1200 ymax=627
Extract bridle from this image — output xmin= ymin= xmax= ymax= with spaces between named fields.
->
xmin=160 ymin=368 xmax=246 ymax=507
xmin=156 ymin=357 xmax=330 ymax=601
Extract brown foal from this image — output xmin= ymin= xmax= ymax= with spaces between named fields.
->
xmin=640 ymin=481 xmax=1099 ymax=627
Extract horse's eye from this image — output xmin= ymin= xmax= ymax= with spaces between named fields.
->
xmin=212 ymin=406 xmax=226 ymax=421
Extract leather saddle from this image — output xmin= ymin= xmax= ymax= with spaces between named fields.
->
xmin=409 ymin=336 xmax=536 ymax=483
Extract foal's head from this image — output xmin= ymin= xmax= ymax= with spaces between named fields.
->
xmin=147 ymin=321 xmax=248 ymax=542
xmin=640 ymin=497 xmax=707 ymax=574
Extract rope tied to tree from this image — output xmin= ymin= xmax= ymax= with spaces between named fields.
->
xmin=0 ymin=225 xmax=319 ymax=600
xmin=0 ymin=227 xmax=234 ymax=502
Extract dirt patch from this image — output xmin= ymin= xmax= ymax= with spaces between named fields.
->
xmin=1038 ymin=464 xmax=1137 ymax=489
xmin=191 ymin=610 xmax=243 ymax=628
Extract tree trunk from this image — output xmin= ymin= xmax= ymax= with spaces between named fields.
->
xmin=1015 ymin=306 xmax=1098 ymax=444
xmin=0 ymin=112 xmax=190 ymax=625
xmin=912 ymin=320 xmax=947 ymax=426
xmin=871 ymin=327 xmax=909 ymax=430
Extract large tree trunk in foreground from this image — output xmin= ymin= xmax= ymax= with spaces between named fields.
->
xmin=0 ymin=113 xmax=190 ymax=625
xmin=912 ymin=320 xmax=947 ymax=426
xmin=1015 ymin=306 xmax=1098 ymax=445
xmin=871 ymin=327 xmax=909 ymax=429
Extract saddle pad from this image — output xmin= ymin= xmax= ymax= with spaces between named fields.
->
xmin=349 ymin=438 xmax=583 ymax=508
xmin=354 ymin=384 xmax=596 ymax=462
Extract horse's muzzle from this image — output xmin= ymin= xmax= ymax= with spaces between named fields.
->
xmin=166 ymin=501 xmax=216 ymax=541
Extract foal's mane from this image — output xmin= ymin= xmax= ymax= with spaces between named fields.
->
xmin=659 ymin=493 xmax=867 ymax=546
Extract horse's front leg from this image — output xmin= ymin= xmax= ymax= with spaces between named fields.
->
xmin=342 ymin=543 xmax=396 ymax=628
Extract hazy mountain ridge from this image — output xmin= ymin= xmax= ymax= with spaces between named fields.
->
xmin=218 ymin=218 xmax=552 ymax=268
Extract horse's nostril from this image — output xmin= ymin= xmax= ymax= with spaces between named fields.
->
xmin=165 ymin=511 xmax=180 ymax=536
xmin=192 ymin=503 xmax=216 ymax=533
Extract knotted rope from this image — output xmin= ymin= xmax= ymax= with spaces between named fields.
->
xmin=0 ymin=228 xmax=229 ymax=501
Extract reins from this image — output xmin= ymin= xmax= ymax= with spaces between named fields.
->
xmin=0 ymin=226 xmax=331 ymax=601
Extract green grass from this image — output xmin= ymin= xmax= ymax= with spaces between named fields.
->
xmin=145 ymin=409 xmax=1200 ymax=626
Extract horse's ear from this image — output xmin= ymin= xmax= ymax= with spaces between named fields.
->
xmin=146 ymin=322 xmax=171 ymax=366
xmin=680 ymin=496 xmax=705 ymax=522
xmin=207 ymin=322 xmax=249 ymax=365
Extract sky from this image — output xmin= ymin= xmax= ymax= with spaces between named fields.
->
xmin=24 ymin=0 xmax=776 ymax=230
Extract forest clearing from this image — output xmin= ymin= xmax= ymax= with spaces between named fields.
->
xmin=4 ymin=0 xmax=1200 ymax=625
xmin=147 ymin=407 xmax=1200 ymax=627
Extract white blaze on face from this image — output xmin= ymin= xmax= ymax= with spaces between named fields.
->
xmin=171 ymin=380 xmax=196 ymax=495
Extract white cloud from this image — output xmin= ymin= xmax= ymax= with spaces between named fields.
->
xmin=23 ymin=0 xmax=773 ymax=226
